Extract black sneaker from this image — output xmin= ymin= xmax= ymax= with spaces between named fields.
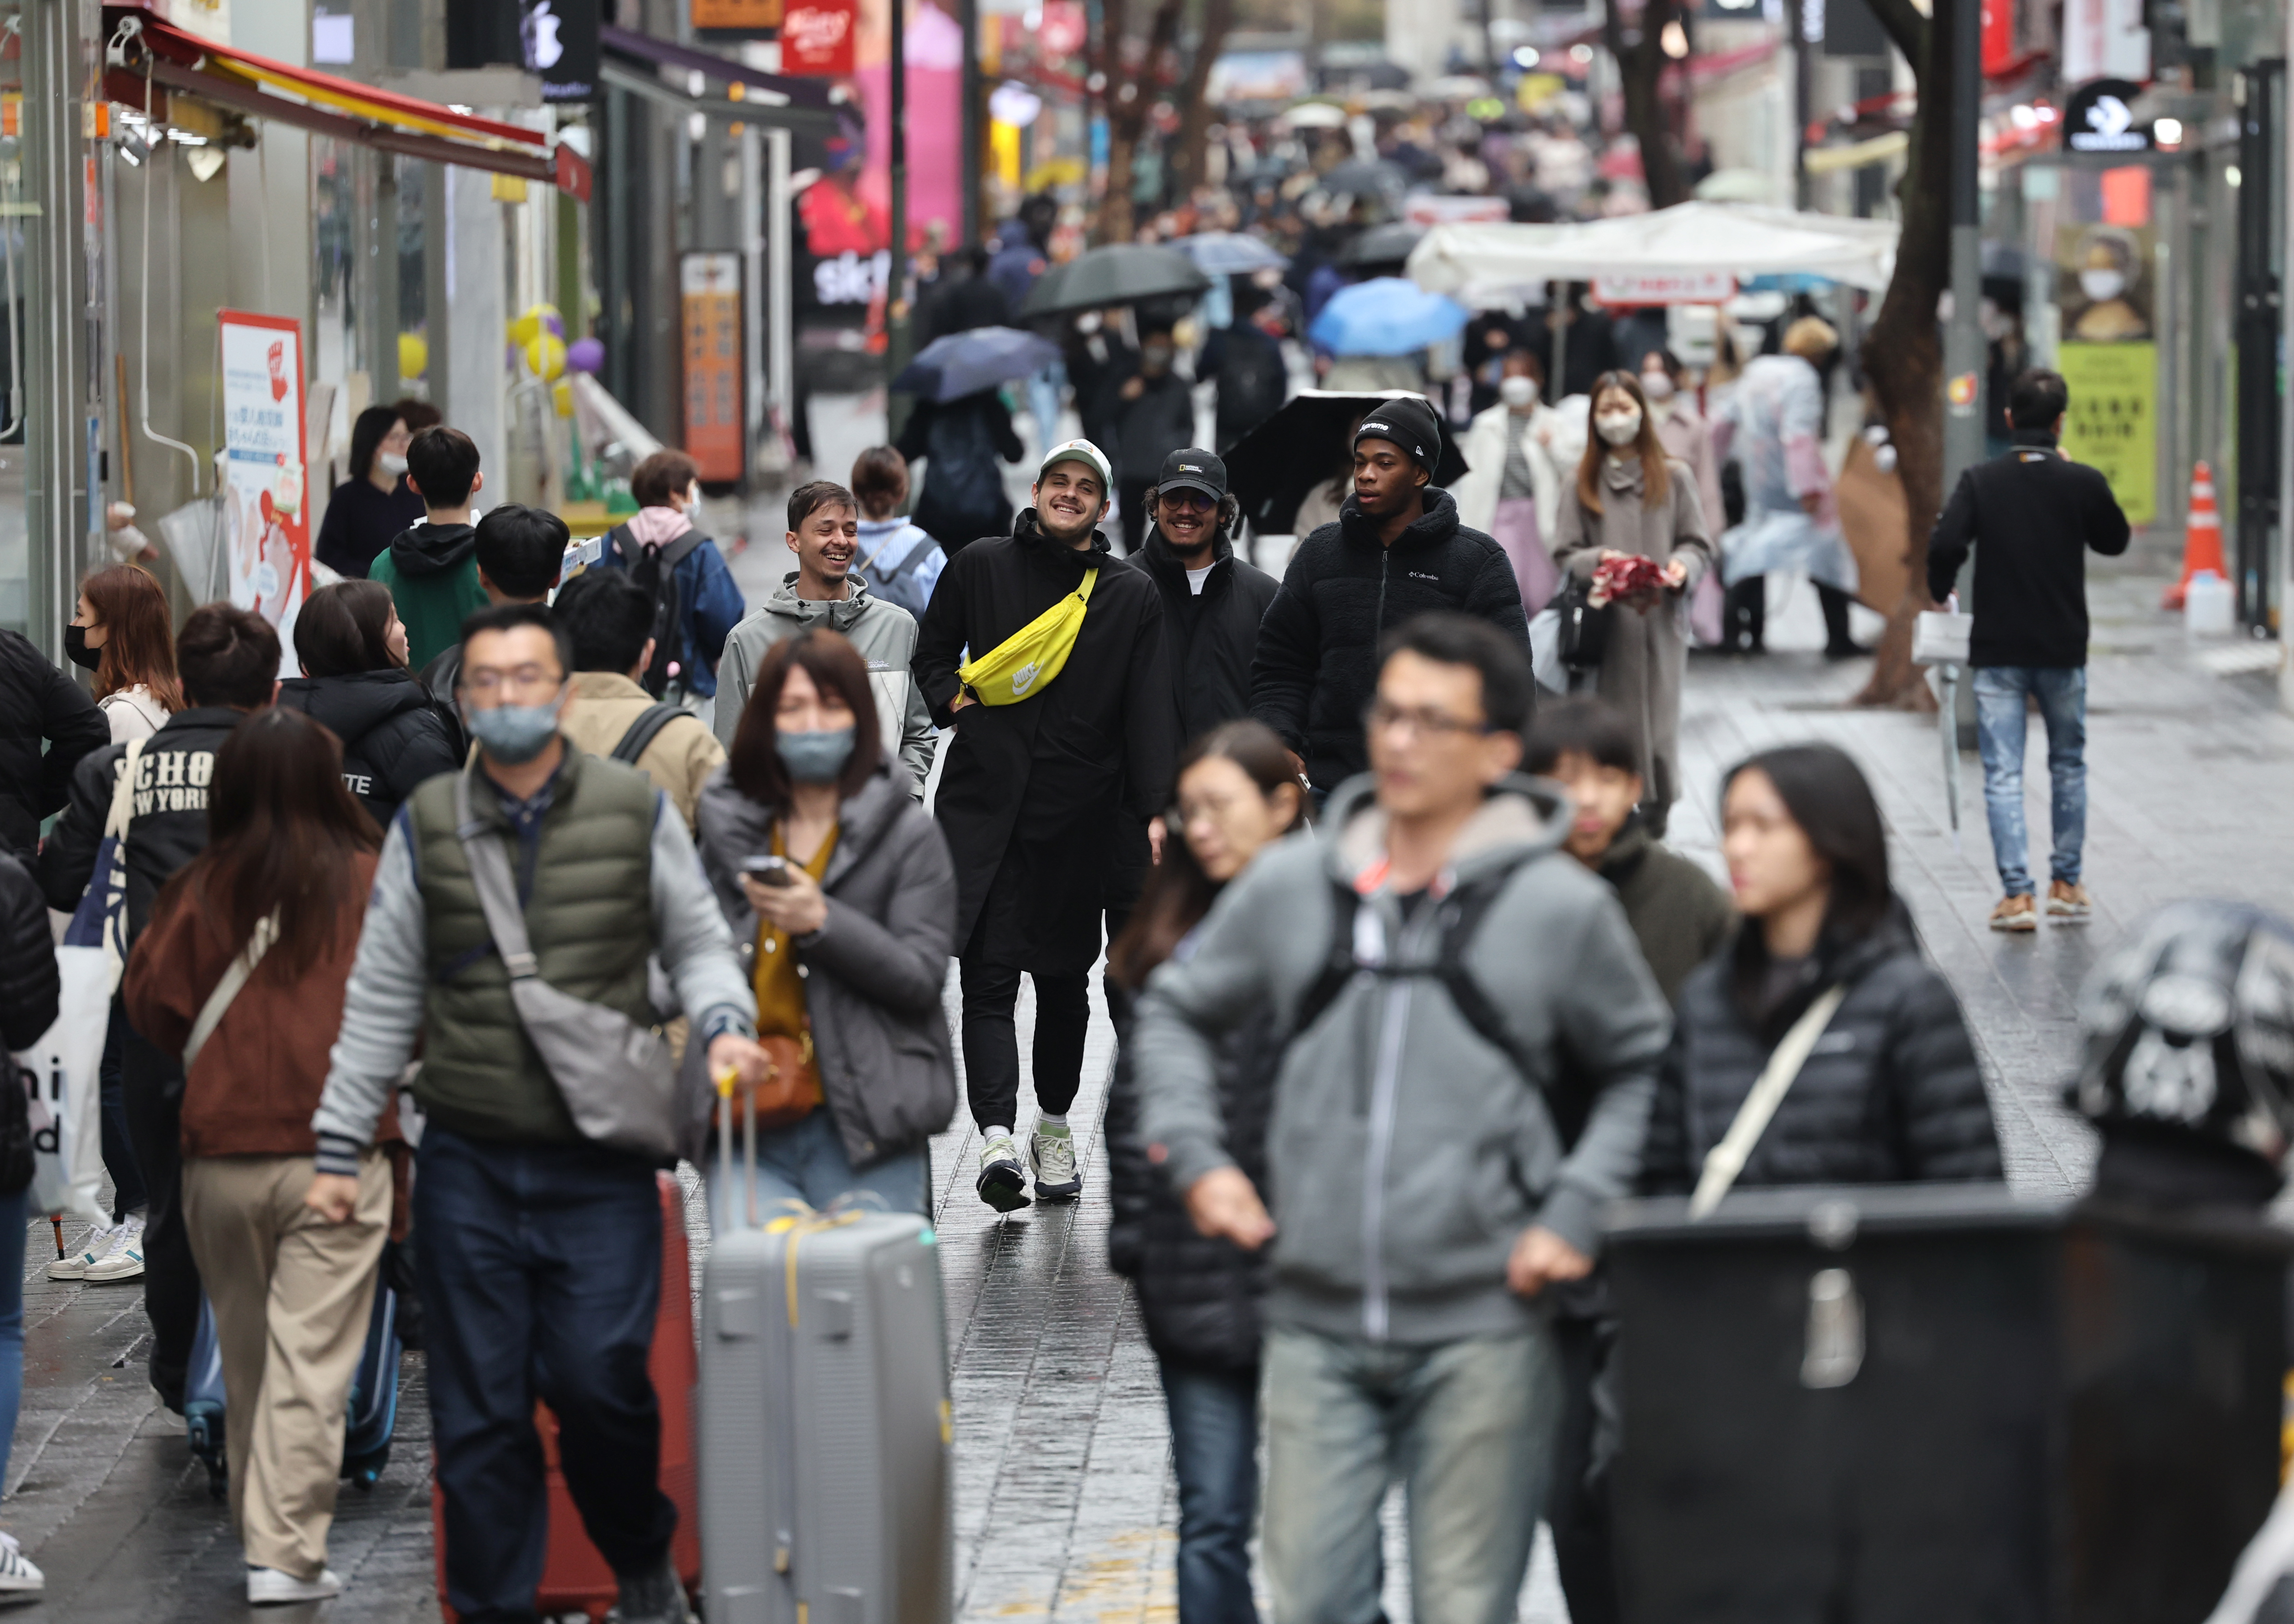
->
xmin=977 ymin=1134 xmax=1032 ymax=1212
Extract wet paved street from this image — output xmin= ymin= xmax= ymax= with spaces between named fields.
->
xmin=1 ymin=526 xmax=2273 ymax=1620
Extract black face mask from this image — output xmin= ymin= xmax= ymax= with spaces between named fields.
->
xmin=62 ymin=624 xmax=100 ymax=671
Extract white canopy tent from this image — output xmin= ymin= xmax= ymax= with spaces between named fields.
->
xmin=1404 ymin=203 xmax=1902 ymax=306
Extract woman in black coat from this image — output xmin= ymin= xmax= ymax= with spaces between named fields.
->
xmin=274 ymin=580 xmax=461 ymax=829
xmin=1105 ymin=721 xmax=1304 ymax=1624
xmin=1642 ymin=744 xmax=2004 ymax=1196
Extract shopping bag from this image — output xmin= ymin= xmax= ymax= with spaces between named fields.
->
xmin=15 ymin=741 xmax=142 ymax=1226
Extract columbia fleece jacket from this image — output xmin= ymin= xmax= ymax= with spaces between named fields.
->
xmin=1131 ymin=773 xmax=1671 ymax=1346
xmin=1250 ymin=488 xmax=1532 ymax=791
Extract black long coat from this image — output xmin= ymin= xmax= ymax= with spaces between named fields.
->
xmin=913 ymin=510 xmax=1180 ymax=973
xmin=1126 ymin=526 xmax=1281 ymax=742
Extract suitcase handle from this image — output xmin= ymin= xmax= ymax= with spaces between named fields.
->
xmin=714 ymin=1065 xmax=763 ymax=1231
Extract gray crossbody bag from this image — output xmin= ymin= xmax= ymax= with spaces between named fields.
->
xmin=453 ymin=776 xmax=681 ymax=1161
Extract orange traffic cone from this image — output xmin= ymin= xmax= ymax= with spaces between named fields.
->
xmin=2164 ymin=460 xmax=2227 ymax=610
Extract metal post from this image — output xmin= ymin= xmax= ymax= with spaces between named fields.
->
xmin=1942 ymin=0 xmax=1985 ymax=494
xmin=960 ymin=0 xmax=981 ymax=245
xmin=887 ymin=0 xmax=912 ymax=441
xmin=741 ymin=124 xmax=766 ymax=460
xmin=22 ymin=0 xmax=87 ymax=655
xmin=768 ymin=126 xmax=793 ymax=440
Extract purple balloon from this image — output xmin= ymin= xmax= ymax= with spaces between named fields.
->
xmin=542 ymin=312 xmax=566 ymax=340
xmin=567 ymin=337 xmax=605 ymax=375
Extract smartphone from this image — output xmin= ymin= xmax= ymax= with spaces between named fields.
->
xmin=741 ymin=855 xmax=795 ymax=887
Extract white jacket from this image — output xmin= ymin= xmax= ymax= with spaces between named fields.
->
xmin=1452 ymin=400 xmax=1568 ymax=541
xmin=98 ymin=684 xmax=170 ymax=744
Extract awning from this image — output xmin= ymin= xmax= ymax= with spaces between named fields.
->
xmin=101 ymin=9 xmax=592 ymax=200
xmin=596 ymin=25 xmax=842 ymax=133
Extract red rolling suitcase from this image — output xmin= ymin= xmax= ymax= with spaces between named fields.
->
xmin=434 ymin=1170 xmax=701 ymax=1621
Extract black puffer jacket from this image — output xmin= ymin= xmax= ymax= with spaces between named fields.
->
xmin=0 ymin=852 xmax=53 ymax=1196
xmin=1641 ymin=905 xmax=2004 ymax=1193
xmin=1106 ymin=1002 xmax=1280 ymax=1371
xmin=1249 ymin=488 xmax=1531 ymax=791
xmin=0 ymin=628 xmax=108 ymax=862
xmin=275 ymin=669 xmax=462 ymax=828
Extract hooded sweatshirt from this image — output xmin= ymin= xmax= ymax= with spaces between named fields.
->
xmin=1250 ymin=487 xmax=1533 ymax=791
xmin=369 ymin=522 xmax=487 ymax=670
xmin=1131 ymin=772 xmax=1672 ymax=1346
xmin=713 ymin=572 xmax=938 ymax=795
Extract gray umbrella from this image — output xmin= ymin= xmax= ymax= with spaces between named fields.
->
xmin=1338 ymin=221 xmax=1425 ymax=267
xmin=1017 ymin=244 xmax=1211 ymax=319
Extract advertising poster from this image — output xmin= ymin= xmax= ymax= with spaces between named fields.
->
xmin=219 ymin=311 xmax=310 ymax=670
xmin=681 ymin=253 xmax=744 ymax=483
xmin=2056 ymin=222 xmax=2154 ymax=344
xmin=2058 ymin=341 xmax=2157 ymax=525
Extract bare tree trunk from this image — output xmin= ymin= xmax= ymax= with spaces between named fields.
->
xmin=1852 ymin=0 xmax=1950 ymax=709
xmin=1170 ymin=0 xmax=1239 ymax=201
xmin=1094 ymin=0 xmax=1183 ymax=244
xmin=1606 ymin=0 xmax=1688 ymax=210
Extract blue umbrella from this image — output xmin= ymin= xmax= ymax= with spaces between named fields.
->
xmin=1308 ymin=278 xmax=1470 ymax=358
xmin=1177 ymin=232 xmax=1290 ymax=275
xmin=892 ymin=326 xmax=1063 ymax=403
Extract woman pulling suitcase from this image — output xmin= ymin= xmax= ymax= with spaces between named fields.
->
xmin=124 ymin=708 xmax=403 ymax=1607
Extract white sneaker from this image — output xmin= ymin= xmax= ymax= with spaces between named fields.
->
xmin=976 ymin=1134 xmax=1031 ymax=1213
xmin=1029 ymin=1123 xmax=1083 ymax=1204
xmin=84 ymin=1215 xmax=146 ymax=1283
xmin=247 ymin=1566 xmax=342 ymax=1605
xmin=0 ymin=1530 xmax=41 ymax=1593
xmin=45 ymin=1223 xmax=113 ymax=1282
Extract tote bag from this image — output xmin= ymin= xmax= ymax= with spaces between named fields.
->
xmin=14 ymin=740 xmax=142 ymax=1225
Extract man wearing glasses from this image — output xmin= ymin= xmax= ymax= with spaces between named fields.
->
xmin=1135 ymin=613 xmax=1669 ymax=1624
xmin=307 ymin=601 xmax=769 ymax=1624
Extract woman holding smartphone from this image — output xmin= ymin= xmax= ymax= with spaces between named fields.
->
xmin=694 ymin=628 xmax=959 ymax=1220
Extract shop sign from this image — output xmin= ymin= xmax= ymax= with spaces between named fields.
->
xmin=2063 ymin=78 xmax=2152 ymax=154
xmin=782 ymin=0 xmax=857 ymax=75
xmin=1591 ymin=270 xmax=1737 ymax=305
xmin=446 ymin=0 xmax=599 ymax=102
xmin=218 ymin=311 xmax=310 ymax=673
xmin=681 ymin=253 xmax=744 ymax=484
xmin=692 ymin=0 xmax=784 ymax=30
xmin=2058 ymin=341 xmax=2157 ymax=526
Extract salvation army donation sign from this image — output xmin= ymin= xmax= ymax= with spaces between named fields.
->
xmin=219 ymin=311 xmax=311 ymax=671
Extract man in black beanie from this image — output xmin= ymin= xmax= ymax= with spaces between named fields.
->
xmin=1250 ymin=392 xmax=1532 ymax=796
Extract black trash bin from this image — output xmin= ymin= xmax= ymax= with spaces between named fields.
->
xmin=1605 ymin=1184 xmax=2290 ymax=1624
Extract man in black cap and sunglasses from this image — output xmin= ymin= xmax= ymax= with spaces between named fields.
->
xmin=1250 ymin=393 xmax=1532 ymax=798
xmin=1127 ymin=449 xmax=1281 ymax=739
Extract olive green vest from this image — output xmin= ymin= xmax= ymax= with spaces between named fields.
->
xmin=406 ymin=750 xmax=660 ymax=1143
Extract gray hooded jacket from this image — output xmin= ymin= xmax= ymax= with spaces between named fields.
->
xmin=1131 ymin=773 xmax=1672 ymax=1346
xmin=714 ymin=573 xmax=938 ymax=794
xmin=694 ymin=752 xmax=959 ymax=1169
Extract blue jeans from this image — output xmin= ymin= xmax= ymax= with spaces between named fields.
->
xmin=0 ymin=1187 xmax=23 ymax=1490
xmin=707 ymin=1108 xmax=928 ymax=1235
xmin=1261 ymin=1326 xmax=1562 ymax=1624
xmin=1973 ymin=665 xmax=2089 ymax=896
xmin=1160 ymin=1360 xmax=1261 ymax=1624
xmin=414 ymin=1129 xmax=676 ymax=1624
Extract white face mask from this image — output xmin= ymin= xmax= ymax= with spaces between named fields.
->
xmin=685 ymin=483 xmax=703 ymax=512
xmin=377 ymin=452 xmax=409 ymax=477
xmin=1595 ymin=408 xmax=1644 ymax=447
xmin=1639 ymin=372 xmax=1676 ymax=402
xmin=1499 ymin=375 xmax=1539 ymax=408
xmin=2080 ymin=268 xmax=2127 ymax=302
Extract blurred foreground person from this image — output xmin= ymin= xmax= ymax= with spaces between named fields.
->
xmin=0 ymin=850 xmax=57 ymax=1595
xmin=1107 ymin=721 xmax=1305 ymax=1624
xmin=125 ymin=710 xmax=394 ymax=1606
xmin=1641 ymin=745 xmax=2002 ymax=1197
xmin=695 ymin=629 xmax=958 ymax=1220
xmin=307 ymin=602 xmax=765 ymax=1624
xmin=1136 ymin=614 xmax=1670 ymax=1624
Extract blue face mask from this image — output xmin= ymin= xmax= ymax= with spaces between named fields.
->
xmin=466 ymin=700 xmax=562 ymax=765
xmin=778 ymin=727 xmax=855 ymax=784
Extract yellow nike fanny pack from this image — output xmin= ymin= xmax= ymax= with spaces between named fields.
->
xmin=957 ymin=567 xmax=1098 ymax=705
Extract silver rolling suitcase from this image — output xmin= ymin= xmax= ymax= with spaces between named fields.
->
xmin=699 ymin=1086 xmax=953 ymax=1624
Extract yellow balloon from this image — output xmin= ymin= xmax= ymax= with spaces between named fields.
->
xmin=397 ymin=332 xmax=428 ymax=380
xmin=525 ymin=334 xmax=567 ymax=382
xmin=552 ymin=379 xmax=575 ymax=418
xmin=509 ymin=312 xmax=540 ymax=347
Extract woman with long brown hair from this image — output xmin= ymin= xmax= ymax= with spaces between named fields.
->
xmin=1104 ymin=719 xmax=1305 ymax=1624
xmin=1551 ymin=368 xmax=1712 ymax=835
xmin=66 ymin=565 xmax=182 ymax=742
xmin=693 ymin=627 xmax=956 ymax=1220
xmin=123 ymin=707 xmax=398 ymax=1607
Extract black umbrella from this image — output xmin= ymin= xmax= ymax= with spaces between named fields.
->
xmin=1226 ymin=391 xmax=1472 ymax=534
xmin=1316 ymin=159 xmax=1409 ymax=200
xmin=1017 ymin=244 xmax=1211 ymax=319
xmin=1337 ymin=221 xmax=1426 ymax=268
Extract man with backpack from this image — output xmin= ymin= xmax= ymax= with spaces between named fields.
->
xmin=715 ymin=480 xmax=938 ymax=795
xmin=553 ymin=570 xmax=726 ymax=832
xmin=1133 ymin=613 xmax=1671 ymax=1624
xmin=895 ymin=385 xmax=1027 ymax=562
xmin=594 ymin=449 xmax=746 ymax=711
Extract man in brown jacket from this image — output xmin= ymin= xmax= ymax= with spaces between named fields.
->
xmin=551 ymin=570 xmax=725 ymax=832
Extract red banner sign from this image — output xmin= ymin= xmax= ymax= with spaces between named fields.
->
xmin=780 ymin=0 xmax=857 ymax=74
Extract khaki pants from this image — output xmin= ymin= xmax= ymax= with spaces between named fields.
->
xmin=182 ymin=1151 xmax=390 ymax=1579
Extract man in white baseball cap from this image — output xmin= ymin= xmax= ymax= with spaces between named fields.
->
xmin=911 ymin=437 xmax=1180 ymax=1211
